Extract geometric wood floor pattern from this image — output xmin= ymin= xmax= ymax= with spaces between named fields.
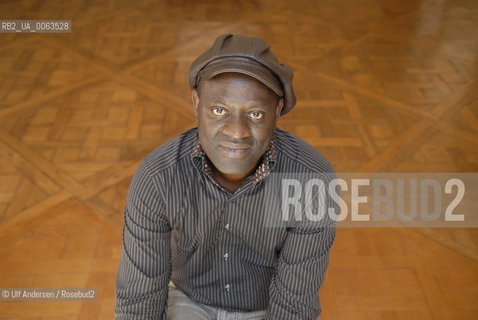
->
xmin=0 ymin=0 xmax=477 ymax=319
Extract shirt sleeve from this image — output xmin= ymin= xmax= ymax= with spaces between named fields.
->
xmin=115 ymin=160 xmax=172 ymax=320
xmin=265 ymin=226 xmax=335 ymax=320
xmin=265 ymin=172 xmax=337 ymax=320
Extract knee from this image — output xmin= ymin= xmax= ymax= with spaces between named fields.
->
xmin=167 ymin=305 xmax=211 ymax=320
xmin=167 ymin=287 xmax=212 ymax=320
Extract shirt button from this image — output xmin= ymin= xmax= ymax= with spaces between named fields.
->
xmin=223 ymin=253 xmax=229 ymax=261
xmin=225 ymin=284 xmax=230 ymax=291
xmin=224 ymin=224 xmax=230 ymax=230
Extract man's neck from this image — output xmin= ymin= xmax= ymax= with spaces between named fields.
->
xmin=211 ymin=167 xmax=253 ymax=193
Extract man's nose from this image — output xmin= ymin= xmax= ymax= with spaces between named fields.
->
xmin=222 ymin=114 xmax=251 ymax=140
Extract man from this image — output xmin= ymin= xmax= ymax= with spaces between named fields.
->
xmin=115 ymin=34 xmax=336 ymax=320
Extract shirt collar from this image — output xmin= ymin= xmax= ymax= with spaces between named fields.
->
xmin=191 ymin=133 xmax=277 ymax=184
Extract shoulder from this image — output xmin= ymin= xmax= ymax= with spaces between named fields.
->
xmin=140 ymin=127 xmax=197 ymax=177
xmin=274 ymin=128 xmax=335 ymax=174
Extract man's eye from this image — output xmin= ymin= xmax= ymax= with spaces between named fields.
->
xmin=212 ymin=107 xmax=225 ymax=116
xmin=248 ymin=111 xmax=264 ymax=120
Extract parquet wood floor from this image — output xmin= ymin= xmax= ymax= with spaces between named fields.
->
xmin=0 ymin=0 xmax=477 ymax=319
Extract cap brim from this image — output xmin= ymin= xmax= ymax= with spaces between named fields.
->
xmin=199 ymin=58 xmax=284 ymax=97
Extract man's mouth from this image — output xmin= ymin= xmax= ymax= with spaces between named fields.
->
xmin=218 ymin=145 xmax=251 ymax=158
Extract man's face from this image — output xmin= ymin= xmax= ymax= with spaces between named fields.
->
xmin=192 ymin=72 xmax=283 ymax=181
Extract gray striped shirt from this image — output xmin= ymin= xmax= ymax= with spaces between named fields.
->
xmin=115 ymin=127 xmax=336 ymax=320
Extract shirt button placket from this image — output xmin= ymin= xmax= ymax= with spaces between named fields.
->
xmin=223 ymin=202 xmax=232 ymax=295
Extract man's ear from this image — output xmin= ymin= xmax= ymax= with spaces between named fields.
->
xmin=192 ymin=89 xmax=200 ymax=117
xmin=275 ymin=98 xmax=284 ymax=119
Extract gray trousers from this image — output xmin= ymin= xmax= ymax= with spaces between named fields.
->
xmin=167 ymin=284 xmax=267 ymax=320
